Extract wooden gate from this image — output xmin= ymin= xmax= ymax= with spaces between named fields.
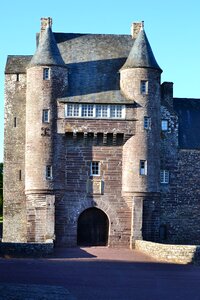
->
xmin=77 ymin=208 xmax=109 ymax=246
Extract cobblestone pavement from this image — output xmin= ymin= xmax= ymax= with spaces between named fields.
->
xmin=0 ymin=247 xmax=200 ymax=299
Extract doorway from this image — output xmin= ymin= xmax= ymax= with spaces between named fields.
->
xmin=77 ymin=208 xmax=109 ymax=246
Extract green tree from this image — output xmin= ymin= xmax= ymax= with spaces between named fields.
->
xmin=0 ymin=163 xmax=3 ymax=215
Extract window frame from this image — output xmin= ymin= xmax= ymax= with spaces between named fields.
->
xmin=43 ymin=68 xmax=50 ymax=80
xmin=144 ymin=116 xmax=151 ymax=130
xmin=140 ymin=160 xmax=147 ymax=176
xmin=65 ymin=104 xmax=125 ymax=119
xmin=90 ymin=161 xmax=100 ymax=176
xmin=42 ymin=109 xmax=50 ymax=123
xmin=140 ymin=80 xmax=148 ymax=95
xmin=161 ymin=119 xmax=168 ymax=131
xmin=46 ymin=165 xmax=53 ymax=180
xmin=160 ymin=170 xmax=169 ymax=184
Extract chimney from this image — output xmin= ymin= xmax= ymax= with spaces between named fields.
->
xmin=40 ymin=17 xmax=52 ymax=33
xmin=131 ymin=21 xmax=144 ymax=39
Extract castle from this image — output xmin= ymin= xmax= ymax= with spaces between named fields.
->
xmin=3 ymin=18 xmax=200 ymax=249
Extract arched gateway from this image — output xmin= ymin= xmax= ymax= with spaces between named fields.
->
xmin=77 ymin=208 xmax=109 ymax=246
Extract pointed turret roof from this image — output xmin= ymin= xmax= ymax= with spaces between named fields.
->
xmin=29 ymin=20 xmax=65 ymax=67
xmin=121 ymin=24 xmax=162 ymax=71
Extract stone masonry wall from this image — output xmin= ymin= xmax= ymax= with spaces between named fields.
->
xmin=135 ymin=240 xmax=200 ymax=264
xmin=160 ymin=97 xmax=200 ymax=244
xmin=3 ymin=73 xmax=27 ymax=242
xmin=55 ymin=135 xmax=132 ymax=248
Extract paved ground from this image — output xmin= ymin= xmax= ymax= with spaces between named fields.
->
xmin=0 ymin=247 xmax=200 ymax=299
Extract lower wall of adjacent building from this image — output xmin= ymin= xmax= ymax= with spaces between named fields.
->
xmin=135 ymin=240 xmax=200 ymax=264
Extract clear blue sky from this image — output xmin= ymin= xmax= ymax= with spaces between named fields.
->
xmin=1 ymin=0 xmax=200 ymax=162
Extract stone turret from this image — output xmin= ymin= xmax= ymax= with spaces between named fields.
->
xmin=25 ymin=18 xmax=68 ymax=243
xmin=120 ymin=23 xmax=162 ymax=246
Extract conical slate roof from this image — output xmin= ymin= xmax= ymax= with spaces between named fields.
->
xmin=121 ymin=27 xmax=162 ymax=71
xmin=29 ymin=24 xmax=65 ymax=67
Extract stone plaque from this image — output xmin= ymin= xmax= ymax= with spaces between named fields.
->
xmin=87 ymin=179 xmax=104 ymax=195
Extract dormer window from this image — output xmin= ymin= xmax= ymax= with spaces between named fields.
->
xmin=140 ymin=80 xmax=148 ymax=94
xmin=43 ymin=68 xmax=50 ymax=80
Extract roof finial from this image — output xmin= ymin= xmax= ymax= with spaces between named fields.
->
xmin=141 ymin=21 xmax=144 ymax=31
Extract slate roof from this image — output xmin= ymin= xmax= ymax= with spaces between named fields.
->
xmin=29 ymin=25 xmax=65 ymax=67
xmin=121 ymin=28 xmax=162 ymax=71
xmin=174 ymin=98 xmax=200 ymax=149
xmin=5 ymin=56 xmax=32 ymax=74
xmin=5 ymin=32 xmax=134 ymax=103
xmin=5 ymin=30 xmax=160 ymax=103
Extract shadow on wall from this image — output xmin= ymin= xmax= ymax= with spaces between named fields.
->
xmin=66 ymin=58 xmax=126 ymax=96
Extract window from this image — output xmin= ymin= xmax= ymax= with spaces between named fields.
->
xmin=161 ymin=120 xmax=168 ymax=131
xmin=144 ymin=116 xmax=151 ymax=130
xmin=19 ymin=170 xmax=22 ymax=181
xmin=90 ymin=161 xmax=100 ymax=176
xmin=67 ymin=104 xmax=79 ymax=117
xmin=65 ymin=104 xmax=125 ymax=119
xmin=140 ymin=80 xmax=148 ymax=94
xmin=82 ymin=104 xmax=94 ymax=117
xmin=160 ymin=170 xmax=169 ymax=184
xmin=140 ymin=160 xmax=147 ymax=175
xmin=14 ymin=117 xmax=17 ymax=127
xmin=16 ymin=73 xmax=20 ymax=82
xmin=46 ymin=165 xmax=52 ymax=180
xmin=43 ymin=68 xmax=50 ymax=80
xmin=43 ymin=109 xmax=49 ymax=123
xmin=96 ymin=105 xmax=108 ymax=118
xmin=110 ymin=105 xmax=123 ymax=118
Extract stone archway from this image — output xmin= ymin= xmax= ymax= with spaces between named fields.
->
xmin=77 ymin=207 xmax=109 ymax=246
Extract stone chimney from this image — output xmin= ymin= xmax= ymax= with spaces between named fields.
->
xmin=40 ymin=17 xmax=52 ymax=33
xmin=131 ymin=21 xmax=144 ymax=39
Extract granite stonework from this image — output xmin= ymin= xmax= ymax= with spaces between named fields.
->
xmin=3 ymin=18 xmax=200 ymax=254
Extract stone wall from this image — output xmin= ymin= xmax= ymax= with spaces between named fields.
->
xmin=55 ymin=136 xmax=132 ymax=248
xmin=0 ymin=242 xmax=53 ymax=257
xmin=135 ymin=240 xmax=200 ymax=264
xmin=3 ymin=73 xmax=27 ymax=242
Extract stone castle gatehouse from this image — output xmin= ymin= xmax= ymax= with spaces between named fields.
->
xmin=3 ymin=18 xmax=200 ymax=248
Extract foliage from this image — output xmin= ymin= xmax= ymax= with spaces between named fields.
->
xmin=0 ymin=163 xmax=3 ymax=215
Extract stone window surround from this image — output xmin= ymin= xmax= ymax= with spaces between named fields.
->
xmin=160 ymin=169 xmax=169 ymax=184
xmin=46 ymin=165 xmax=53 ymax=180
xmin=43 ymin=68 xmax=50 ymax=80
xmin=42 ymin=109 xmax=50 ymax=123
xmin=140 ymin=160 xmax=147 ymax=175
xmin=144 ymin=116 xmax=151 ymax=130
xmin=140 ymin=80 xmax=148 ymax=95
xmin=90 ymin=161 xmax=100 ymax=176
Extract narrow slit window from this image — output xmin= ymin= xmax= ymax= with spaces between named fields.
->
xmin=90 ymin=161 xmax=100 ymax=176
xmin=144 ymin=116 xmax=151 ymax=130
xmin=16 ymin=73 xmax=20 ymax=82
xmin=43 ymin=68 xmax=50 ymax=80
xmin=140 ymin=80 xmax=148 ymax=94
xmin=140 ymin=160 xmax=147 ymax=175
xmin=19 ymin=170 xmax=22 ymax=181
xmin=14 ymin=117 xmax=17 ymax=127
xmin=46 ymin=165 xmax=52 ymax=180
xmin=43 ymin=109 xmax=49 ymax=123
